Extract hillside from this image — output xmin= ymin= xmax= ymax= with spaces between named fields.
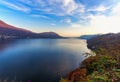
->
xmin=61 ymin=33 xmax=120 ymax=82
xmin=80 ymin=34 xmax=101 ymax=40
xmin=37 ymin=32 xmax=62 ymax=38
xmin=0 ymin=20 xmax=35 ymax=38
xmin=0 ymin=20 xmax=62 ymax=39
xmin=87 ymin=33 xmax=120 ymax=55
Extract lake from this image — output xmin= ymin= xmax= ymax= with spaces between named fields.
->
xmin=0 ymin=39 xmax=91 ymax=82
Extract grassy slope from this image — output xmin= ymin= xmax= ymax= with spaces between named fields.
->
xmin=60 ymin=33 xmax=120 ymax=82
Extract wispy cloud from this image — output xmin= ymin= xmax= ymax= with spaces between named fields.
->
xmin=0 ymin=0 xmax=31 ymax=13
xmin=69 ymin=2 xmax=120 ymax=34
xmin=87 ymin=5 xmax=111 ymax=12
xmin=60 ymin=18 xmax=72 ymax=24
xmin=0 ymin=0 xmax=119 ymax=27
xmin=30 ymin=14 xmax=50 ymax=19
xmin=51 ymin=23 xmax=56 ymax=26
xmin=9 ymin=0 xmax=84 ymax=16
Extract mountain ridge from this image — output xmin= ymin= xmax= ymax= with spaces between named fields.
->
xmin=80 ymin=34 xmax=102 ymax=40
xmin=0 ymin=20 xmax=62 ymax=39
xmin=0 ymin=20 xmax=32 ymax=33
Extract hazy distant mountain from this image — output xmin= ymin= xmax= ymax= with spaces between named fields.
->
xmin=37 ymin=32 xmax=62 ymax=38
xmin=0 ymin=20 xmax=62 ymax=39
xmin=80 ymin=34 xmax=101 ymax=40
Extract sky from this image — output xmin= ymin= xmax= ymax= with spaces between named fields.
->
xmin=0 ymin=0 xmax=120 ymax=37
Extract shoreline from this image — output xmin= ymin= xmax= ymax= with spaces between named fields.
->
xmin=60 ymin=33 xmax=120 ymax=82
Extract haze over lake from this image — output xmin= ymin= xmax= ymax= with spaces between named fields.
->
xmin=0 ymin=39 xmax=91 ymax=82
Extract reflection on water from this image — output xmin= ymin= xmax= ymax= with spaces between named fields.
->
xmin=0 ymin=39 xmax=90 ymax=82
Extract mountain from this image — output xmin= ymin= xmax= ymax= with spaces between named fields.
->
xmin=0 ymin=20 xmax=62 ymax=39
xmin=37 ymin=32 xmax=62 ymax=38
xmin=80 ymin=34 xmax=101 ymax=40
xmin=0 ymin=20 xmax=34 ymax=38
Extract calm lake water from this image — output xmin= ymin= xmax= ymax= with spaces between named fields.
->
xmin=0 ymin=39 xmax=91 ymax=82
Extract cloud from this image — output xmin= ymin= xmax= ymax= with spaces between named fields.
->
xmin=30 ymin=14 xmax=49 ymax=19
xmin=38 ymin=0 xmax=84 ymax=16
xmin=0 ymin=0 xmax=120 ymax=28
xmin=70 ymin=13 xmax=120 ymax=34
xmin=0 ymin=0 xmax=85 ymax=16
xmin=0 ymin=1 xmax=31 ymax=13
xmin=60 ymin=18 xmax=72 ymax=24
xmin=66 ymin=18 xmax=72 ymax=23
xmin=88 ymin=2 xmax=120 ymax=32
xmin=87 ymin=5 xmax=110 ymax=12
xmin=68 ymin=2 xmax=120 ymax=34
xmin=89 ymin=15 xmax=120 ymax=33
xmin=51 ymin=23 xmax=56 ymax=26
xmin=71 ymin=23 xmax=82 ymax=28
xmin=18 ymin=0 xmax=32 ymax=5
xmin=112 ymin=3 xmax=120 ymax=15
